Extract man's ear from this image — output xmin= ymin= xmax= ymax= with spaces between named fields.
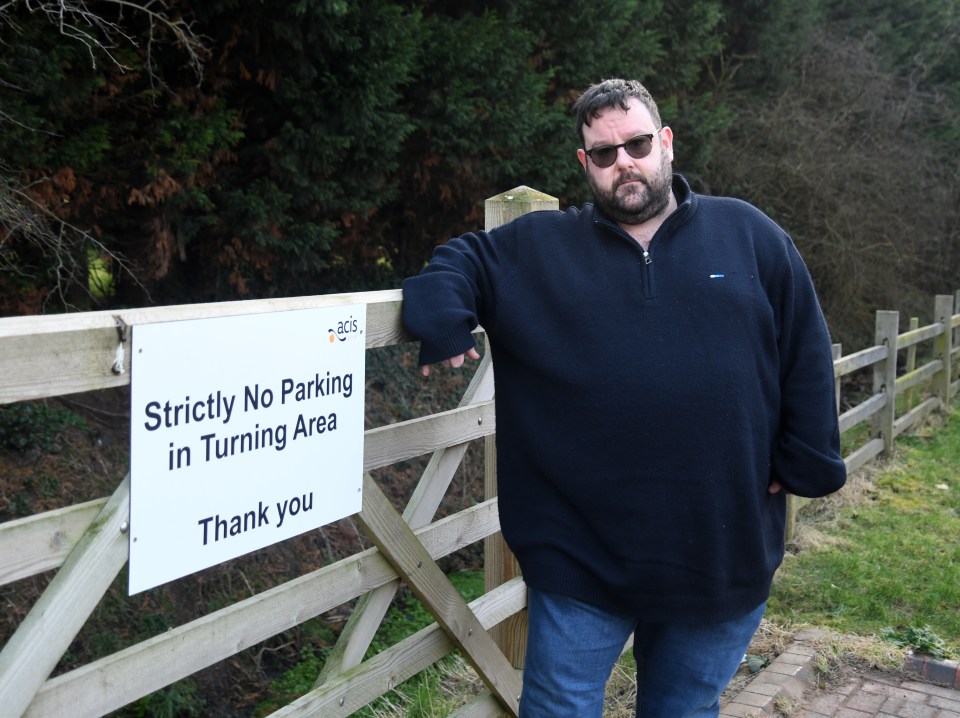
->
xmin=659 ymin=126 xmax=674 ymax=161
xmin=577 ymin=148 xmax=588 ymax=171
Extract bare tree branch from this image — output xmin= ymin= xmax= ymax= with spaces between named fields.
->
xmin=0 ymin=1 xmax=206 ymax=311
xmin=0 ymin=169 xmax=149 ymax=311
xmin=1 ymin=0 xmax=206 ymax=83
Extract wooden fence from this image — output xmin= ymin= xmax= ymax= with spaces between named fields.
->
xmin=0 ymin=185 xmax=958 ymax=717
xmin=782 ymin=294 xmax=960 ymax=541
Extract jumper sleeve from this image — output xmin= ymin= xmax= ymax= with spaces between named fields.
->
xmin=401 ymin=231 xmax=504 ymax=367
xmin=770 ymin=237 xmax=847 ymax=498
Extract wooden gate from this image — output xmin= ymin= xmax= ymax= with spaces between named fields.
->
xmin=0 ymin=187 xmax=559 ymax=717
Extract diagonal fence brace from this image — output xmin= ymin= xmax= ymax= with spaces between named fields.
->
xmin=315 ymin=352 xmax=496 ymax=686
xmin=355 ymin=472 xmax=521 ymax=717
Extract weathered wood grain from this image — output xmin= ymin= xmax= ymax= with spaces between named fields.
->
xmin=0 ymin=478 xmax=130 ymax=718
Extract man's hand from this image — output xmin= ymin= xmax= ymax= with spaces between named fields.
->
xmin=421 ymin=347 xmax=481 ymax=377
xmin=768 ymin=480 xmax=783 ymax=494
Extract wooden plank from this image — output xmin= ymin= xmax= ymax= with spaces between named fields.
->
xmin=934 ymin=295 xmax=954 ymax=405
xmin=447 ymin=693 xmax=505 ymax=718
xmin=0 ymin=325 xmax=128 ymax=401
xmin=838 ymin=393 xmax=886 ymax=435
xmin=872 ymin=311 xmax=899 ymax=455
xmin=785 ymin=495 xmax=812 ymax=543
xmin=312 ymin=446 xmax=480 ymax=681
xmin=0 ymin=290 xmax=403 ymax=338
xmin=356 ymin=474 xmax=522 ymax=717
xmin=0 ymin=477 xmax=130 ymax=718
xmin=0 ymin=291 xmax=408 ymax=404
xmin=896 ymin=321 xmax=942 ymax=350
xmin=485 ymin=430 xmax=526 ymax=671
xmin=894 ymin=397 xmax=940 ymax=438
xmin=833 ymin=344 xmax=842 ymax=413
xmin=269 ymin=577 xmax=526 ymax=718
xmin=0 ymin=499 xmax=106 ymax=586
xmin=844 ymin=437 xmax=886 ymax=475
xmin=484 ymin=185 xmax=559 ymax=228
xmin=316 ymin=354 xmax=496 ymax=686
xmin=895 ymin=359 xmax=941 ymax=394
xmin=903 ymin=318 xmax=919 ymax=410
xmin=481 ymin=190 xmax=551 ymax=679
xmin=25 ymin=500 xmax=501 ymax=718
xmin=833 ymin=345 xmax=887 ymax=378
xmin=363 ymin=400 xmax=495 ymax=470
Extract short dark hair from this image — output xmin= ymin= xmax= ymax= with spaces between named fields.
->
xmin=573 ymin=79 xmax=662 ymax=146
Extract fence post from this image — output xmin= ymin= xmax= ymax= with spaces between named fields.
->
xmin=955 ymin=289 xmax=960 ymax=347
xmin=483 ymin=187 xmax=559 ymax=675
xmin=953 ymin=290 xmax=960 ymax=399
xmin=833 ymin=343 xmax=842 ymax=414
xmin=934 ymin=294 xmax=954 ymax=408
xmin=873 ymin=311 xmax=899 ymax=455
xmin=954 ymin=289 xmax=960 ymax=393
xmin=905 ymin=318 xmax=919 ymax=411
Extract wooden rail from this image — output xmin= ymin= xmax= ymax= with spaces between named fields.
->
xmin=0 ymin=185 xmax=958 ymax=715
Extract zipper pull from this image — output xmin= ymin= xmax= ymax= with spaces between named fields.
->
xmin=642 ymin=249 xmax=652 ymax=265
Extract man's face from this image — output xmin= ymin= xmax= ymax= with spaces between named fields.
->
xmin=577 ymin=98 xmax=674 ymax=226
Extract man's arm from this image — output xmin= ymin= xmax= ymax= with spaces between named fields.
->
xmin=770 ymin=239 xmax=847 ymax=498
xmin=402 ymin=227 xmax=509 ymax=371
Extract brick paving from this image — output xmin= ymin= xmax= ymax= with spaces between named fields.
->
xmin=798 ymin=672 xmax=960 ymax=718
xmin=721 ymin=629 xmax=960 ymax=718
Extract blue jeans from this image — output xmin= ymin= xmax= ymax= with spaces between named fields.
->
xmin=519 ymin=588 xmax=766 ymax=718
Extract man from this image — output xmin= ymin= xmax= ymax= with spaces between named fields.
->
xmin=401 ymin=78 xmax=846 ymax=718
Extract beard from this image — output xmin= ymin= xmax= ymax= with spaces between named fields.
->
xmin=586 ymin=152 xmax=673 ymax=226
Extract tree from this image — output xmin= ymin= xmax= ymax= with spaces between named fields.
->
xmin=0 ymin=0 xmax=737 ymax=310
xmin=705 ymin=27 xmax=960 ymax=346
xmin=0 ymin=0 xmax=214 ymax=312
xmin=386 ymin=0 xmax=732 ymax=276
xmin=826 ymin=0 xmax=960 ymax=152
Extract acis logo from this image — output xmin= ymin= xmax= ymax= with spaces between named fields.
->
xmin=327 ymin=315 xmax=360 ymax=343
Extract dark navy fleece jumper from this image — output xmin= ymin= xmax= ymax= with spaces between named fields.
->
xmin=401 ymin=175 xmax=846 ymax=624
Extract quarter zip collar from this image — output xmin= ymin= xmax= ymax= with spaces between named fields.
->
xmin=589 ymin=174 xmax=696 ymax=302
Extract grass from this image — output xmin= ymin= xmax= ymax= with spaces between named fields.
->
xmin=355 ymin=570 xmax=488 ymax=718
xmin=769 ymin=412 xmax=960 ymax=658
xmin=255 ymin=571 xmax=486 ymax=718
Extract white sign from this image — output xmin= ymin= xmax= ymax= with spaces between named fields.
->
xmin=129 ymin=306 xmax=366 ymax=594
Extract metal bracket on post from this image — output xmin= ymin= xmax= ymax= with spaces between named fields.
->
xmin=111 ymin=315 xmax=128 ymax=375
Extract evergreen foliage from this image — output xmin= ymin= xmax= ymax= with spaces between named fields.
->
xmin=0 ymin=0 xmax=958 ymax=346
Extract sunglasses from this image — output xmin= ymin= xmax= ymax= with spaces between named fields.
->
xmin=584 ymin=130 xmax=661 ymax=169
